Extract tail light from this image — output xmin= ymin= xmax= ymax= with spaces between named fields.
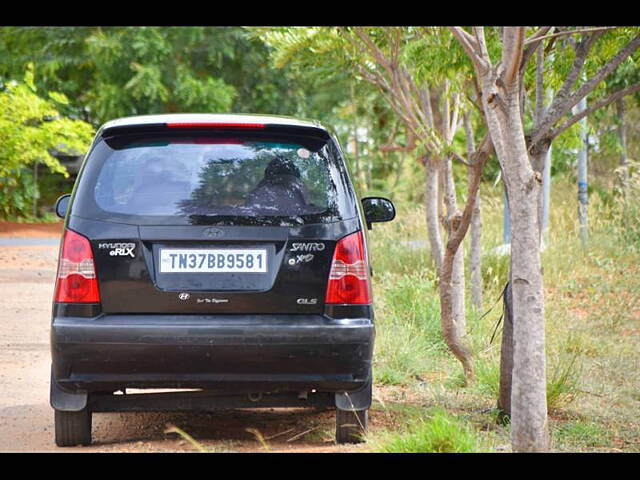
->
xmin=54 ymin=229 xmax=100 ymax=303
xmin=325 ymin=231 xmax=372 ymax=304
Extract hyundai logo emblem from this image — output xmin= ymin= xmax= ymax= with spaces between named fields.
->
xmin=203 ymin=227 xmax=224 ymax=238
xmin=178 ymin=292 xmax=190 ymax=301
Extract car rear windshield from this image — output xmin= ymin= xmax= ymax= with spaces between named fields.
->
xmin=74 ymin=131 xmax=356 ymax=226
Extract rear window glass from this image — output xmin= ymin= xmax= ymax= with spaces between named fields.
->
xmin=78 ymin=132 xmax=355 ymax=226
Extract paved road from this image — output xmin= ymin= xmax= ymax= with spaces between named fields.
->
xmin=0 ymin=238 xmax=60 ymax=247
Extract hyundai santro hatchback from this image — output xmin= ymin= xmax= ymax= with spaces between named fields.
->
xmin=50 ymin=114 xmax=395 ymax=447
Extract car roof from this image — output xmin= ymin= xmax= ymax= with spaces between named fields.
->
xmin=99 ymin=113 xmax=328 ymax=133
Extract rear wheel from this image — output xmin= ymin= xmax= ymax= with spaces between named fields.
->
xmin=336 ymin=408 xmax=368 ymax=444
xmin=54 ymin=408 xmax=92 ymax=447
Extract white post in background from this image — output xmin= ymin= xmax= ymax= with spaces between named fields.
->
xmin=575 ymin=96 xmax=589 ymax=245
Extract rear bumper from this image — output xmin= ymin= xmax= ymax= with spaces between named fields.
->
xmin=51 ymin=314 xmax=374 ymax=395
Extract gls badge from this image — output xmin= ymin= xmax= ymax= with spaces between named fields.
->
xmin=297 ymin=298 xmax=318 ymax=305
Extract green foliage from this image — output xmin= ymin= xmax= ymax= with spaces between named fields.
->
xmin=84 ymin=28 xmax=237 ymax=122
xmin=0 ymin=27 xmax=312 ymax=126
xmin=0 ymin=67 xmax=94 ymax=219
xmin=374 ymin=408 xmax=478 ymax=453
xmin=257 ymin=26 xmax=421 ymax=195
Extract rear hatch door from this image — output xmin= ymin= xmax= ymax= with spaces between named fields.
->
xmin=71 ymin=124 xmax=357 ymax=315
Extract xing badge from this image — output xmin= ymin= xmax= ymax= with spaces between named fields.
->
xmin=98 ymin=242 xmax=136 ymax=258
xmin=288 ymin=254 xmax=314 ymax=265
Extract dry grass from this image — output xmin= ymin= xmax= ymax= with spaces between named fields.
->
xmin=366 ymin=177 xmax=640 ymax=452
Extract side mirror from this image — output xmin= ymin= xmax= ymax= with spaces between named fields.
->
xmin=361 ymin=197 xmax=396 ymax=229
xmin=55 ymin=194 xmax=71 ymax=219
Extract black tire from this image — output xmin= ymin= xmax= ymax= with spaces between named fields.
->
xmin=54 ymin=409 xmax=92 ymax=447
xmin=336 ymin=408 xmax=368 ymax=444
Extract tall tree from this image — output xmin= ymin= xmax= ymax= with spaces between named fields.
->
xmin=0 ymin=66 xmax=94 ymax=219
xmin=451 ymin=25 xmax=550 ymax=452
xmin=451 ymin=25 xmax=640 ymax=453
xmin=464 ymin=112 xmax=483 ymax=310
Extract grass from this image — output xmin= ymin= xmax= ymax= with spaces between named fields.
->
xmin=553 ymin=420 xmax=608 ymax=450
xmin=373 ymin=271 xmax=444 ymax=385
xmin=372 ymin=408 xmax=479 ymax=453
xmin=365 ymin=175 xmax=640 ymax=452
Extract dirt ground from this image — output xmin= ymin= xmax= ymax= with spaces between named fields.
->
xmin=0 ymin=221 xmax=64 ymax=237
xmin=0 ymin=227 xmax=375 ymax=452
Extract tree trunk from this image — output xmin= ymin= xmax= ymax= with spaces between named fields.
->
xmin=441 ymin=155 xmax=466 ymax=336
xmin=481 ymin=72 xmax=549 ymax=452
xmin=438 ymin=161 xmax=446 ymax=227
xmin=464 ymin=114 xmax=483 ymax=310
xmin=425 ymin=156 xmax=444 ymax=272
xmin=351 ymin=126 xmax=363 ymax=191
xmin=497 ymin=280 xmax=513 ymax=421
xmin=530 ymin=145 xmax=550 ymax=247
xmin=439 ymin=246 xmax=475 ymax=383
xmin=33 ymin=161 xmax=39 ymax=219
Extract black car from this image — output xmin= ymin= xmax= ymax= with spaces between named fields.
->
xmin=50 ymin=114 xmax=395 ymax=447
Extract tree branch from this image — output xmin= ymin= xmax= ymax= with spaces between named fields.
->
xmin=534 ymin=45 xmax=546 ymax=128
xmin=523 ymin=26 xmax=617 ymax=45
xmin=521 ymin=26 xmax=554 ymax=71
xmin=452 ymin=151 xmax=473 ymax=167
xmin=547 ymin=82 xmax=640 ymax=141
xmin=380 ymin=130 xmax=417 ymax=153
xmin=531 ymin=30 xmax=623 ymax=145
xmin=569 ymin=34 xmax=640 ymax=108
xmin=449 ymin=27 xmax=487 ymax=72
xmin=502 ymin=27 xmax=526 ymax=86
xmin=351 ymin=27 xmax=393 ymax=75
xmin=550 ymin=32 xmax=603 ymax=107
xmin=445 ymin=134 xmax=492 ymax=254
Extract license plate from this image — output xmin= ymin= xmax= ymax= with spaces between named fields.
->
xmin=159 ymin=248 xmax=267 ymax=273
